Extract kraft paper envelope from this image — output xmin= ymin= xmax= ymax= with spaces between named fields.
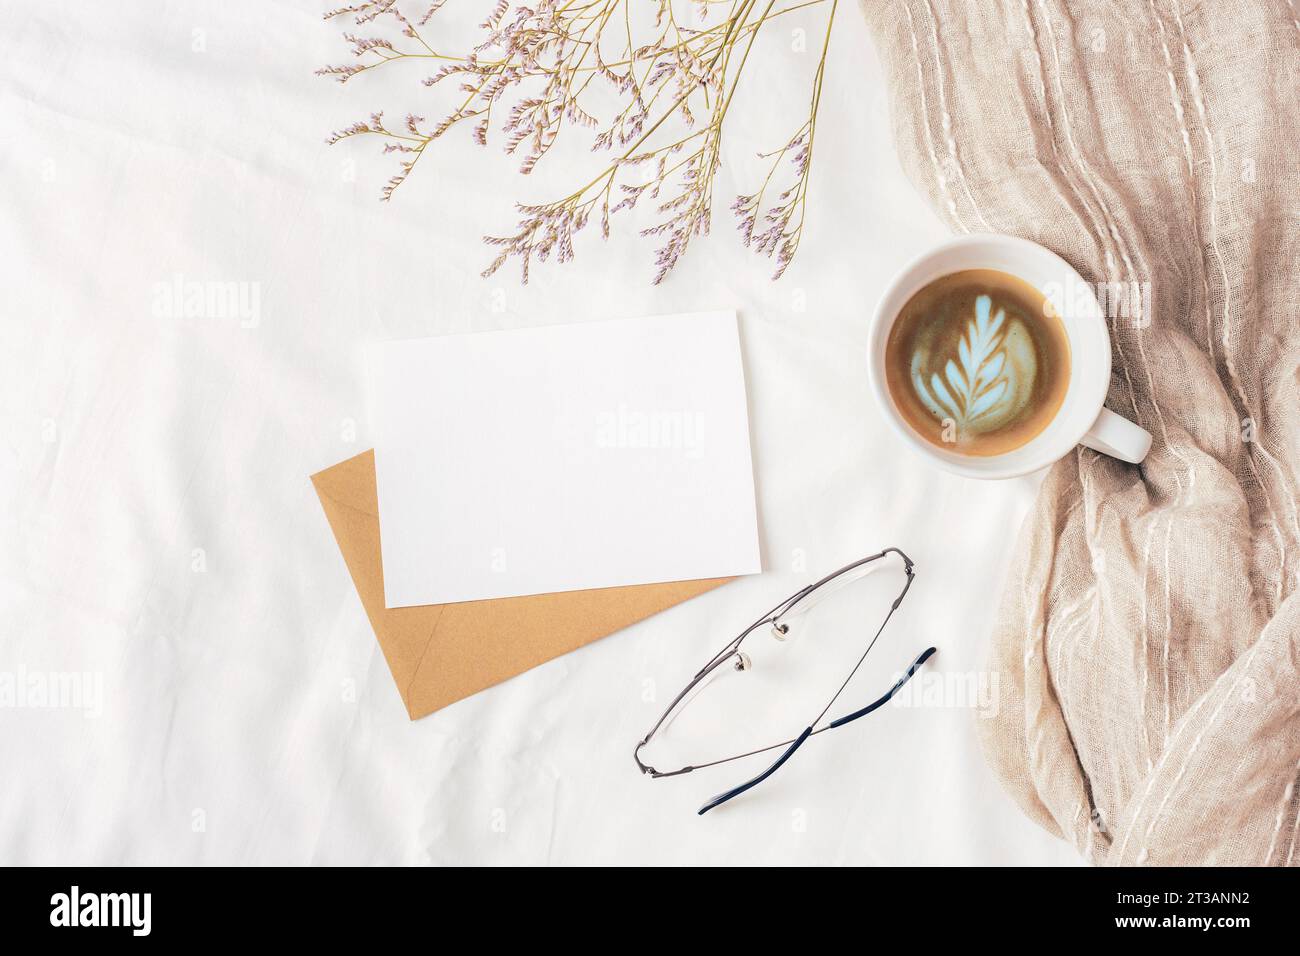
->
xmin=311 ymin=449 xmax=732 ymax=719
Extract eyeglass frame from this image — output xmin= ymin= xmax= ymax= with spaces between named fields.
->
xmin=633 ymin=547 xmax=935 ymax=814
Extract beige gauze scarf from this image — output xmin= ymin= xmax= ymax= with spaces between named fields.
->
xmin=858 ymin=0 xmax=1300 ymax=864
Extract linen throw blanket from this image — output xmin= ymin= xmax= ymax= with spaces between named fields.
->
xmin=859 ymin=0 xmax=1300 ymax=865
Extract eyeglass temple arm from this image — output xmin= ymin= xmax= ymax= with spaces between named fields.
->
xmin=697 ymin=727 xmax=813 ymax=815
xmin=695 ymin=645 xmax=937 ymax=815
xmin=828 ymin=646 xmax=935 ymax=728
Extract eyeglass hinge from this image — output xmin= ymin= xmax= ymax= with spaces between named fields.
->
xmin=892 ymin=562 xmax=916 ymax=610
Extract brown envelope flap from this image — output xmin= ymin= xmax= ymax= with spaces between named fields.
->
xmin=311 ymin=449 xmax=729 ymax=720
xmin=403 ymin=576 xmax=727 ymax=719
xmin=311 ymin=449 xmax=450 ymax=699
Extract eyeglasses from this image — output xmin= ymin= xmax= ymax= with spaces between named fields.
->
xmin=634 ymin=547 xmax=935 ymax=815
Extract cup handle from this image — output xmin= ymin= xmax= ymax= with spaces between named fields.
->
xmin=1081 ymin=407 xmax=1152 ymax=463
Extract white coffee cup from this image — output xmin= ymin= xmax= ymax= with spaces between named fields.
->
xmin=867 ymin=234 xmax=1151 ymax=480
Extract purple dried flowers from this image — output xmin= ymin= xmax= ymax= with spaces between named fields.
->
xmin=319 ymin=0 xmax=839 ymax=283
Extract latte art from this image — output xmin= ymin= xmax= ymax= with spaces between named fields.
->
xmin=909 ymin=294 xmax=1037 ymax=434
xmin=884 ymin=269 xmax=1070 ymax=457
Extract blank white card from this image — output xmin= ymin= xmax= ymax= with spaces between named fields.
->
xmin=368 ymin=311 xmax=761 ymax=608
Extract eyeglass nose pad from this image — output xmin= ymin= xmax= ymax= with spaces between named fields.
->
xmin=733 ymin=652 xmax=752 ymax=672
xmin=771 ymin=622 xmax=789 ymax=641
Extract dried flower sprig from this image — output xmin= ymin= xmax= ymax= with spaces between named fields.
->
xmin=319 ymin=0 xmax=838 ymax=283
xmin=733 ymin=1 xmax=833 ymax=278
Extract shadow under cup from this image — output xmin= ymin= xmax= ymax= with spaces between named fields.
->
xmin=868 ymin=234 xmax=1114 ymax=480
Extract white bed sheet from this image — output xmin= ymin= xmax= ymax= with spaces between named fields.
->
xmin=0 ymin=1 xmax=1080 ymax=865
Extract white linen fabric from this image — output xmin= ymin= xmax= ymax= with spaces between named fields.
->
xmin=0 ymin=2 xmax=1082 ymax=864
